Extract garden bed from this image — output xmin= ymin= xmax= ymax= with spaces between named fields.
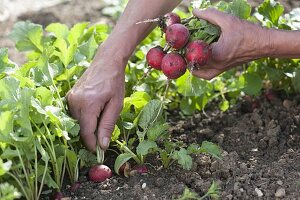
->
xmin=0 ymin=0 xmax=299 ymax=200
xmin=60 ymin=93 xmax=300 ymax=199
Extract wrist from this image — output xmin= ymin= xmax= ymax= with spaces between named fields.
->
xmin=261 ymin=28 xmax=277 ymax=58
xmin=93 ymin=38 xmax=132 ymax=71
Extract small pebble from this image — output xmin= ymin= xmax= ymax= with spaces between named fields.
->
xmin=226 ymin=194 xmax=233 ymax=200
xmin=275 ymin=188 xmax=286 ymax=198
xmin=255 ymin=188 xmax=263 ymax=197
xmin=277 ymin=180 xmax=283 ymax=185
xmin=141 ymin=182 xmax=147 ymax=189
xmin=155 ymin=178 xmax=164 ymax=187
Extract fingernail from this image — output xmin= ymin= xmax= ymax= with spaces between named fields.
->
xmin=102 ymin=137 xmax=110 ymax=148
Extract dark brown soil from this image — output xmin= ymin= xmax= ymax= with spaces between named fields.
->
xmin=1 ymin=0 xmax=299 ymax=200
xmin=59 ymin=92 xmax=299 ymax=200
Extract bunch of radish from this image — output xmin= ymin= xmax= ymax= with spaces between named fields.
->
xmin=144 ymin=12 xmax=219 ymax=80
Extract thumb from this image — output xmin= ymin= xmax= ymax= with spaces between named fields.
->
xmin=97 ymin=99 xmax=122 ymax=150
xmin=193 ymin=8 xmax=227 ymax=26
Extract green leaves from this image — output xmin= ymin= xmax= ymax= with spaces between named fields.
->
xmin=137 ymin=99 xmax=162 ymax=130
xmin=200 ymin=141 xmax=222 ymax=159
xmin=242 ymin=73 xmax=263 ymax=95
xmin=9 ymin=21 xmax=43 ymax=52
xmin=177 ymin=72 xmax=211 ymax=97
xmin=1 ymin=21 xmax=108 ymax=199
xmin=173 ymin=148 xmax=193 ymax=170
xmin=0 ymin=183 xmax=21 ymax=200
xmin=258 ymin=0 xmax=284 ymax=26
xmin=46 ymin=23 xmax=69 ymax=39
xmin=0 ymin=159 xmax=12 ymax=176
xmin=293 ymin=69 xmax=300 ymax=92
xmin=136 ymin=140 xmax=157 ymax=156
xmin=226 ymin=0 xmax=251 ymax=19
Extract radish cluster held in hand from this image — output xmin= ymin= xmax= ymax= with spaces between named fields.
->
xmin=145 ymin=12 xmax=218 ymax=80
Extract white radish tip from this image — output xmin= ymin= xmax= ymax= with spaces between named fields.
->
xmin=136 ymin=18 xmax=160 ymax=25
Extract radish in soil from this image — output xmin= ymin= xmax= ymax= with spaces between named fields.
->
xmin=160 ymin=12 xmax=181 ymax=32
xmin=88 ymin=143 xmax=112 ymax=182
xmin=53 ymin=192 xmax=63 ymax=200
xmin=185 ymin=40 xmax=211 ymax=69
xmin=119 ymin=162 xmax=131 ymax=177
xmin=133 ymin=165 xmax=149 ymax=174
xmin=146 ymin=46 xmax=165 ymax=70
xmin=88 ymin=164 xmax=112 ymax=182
xmin=165 ymin=24 xmax=190 ymax=49
xmin=70 ymin=182 xmax=81 ymax=193
xmin=161 ymin=53 xmax=187 ymax=79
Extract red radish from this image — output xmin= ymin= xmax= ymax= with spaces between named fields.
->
xmin=129 ymin=165 xmax=149 ymax=176
xmin=185 ymin=40 xmax=211 ymax=69
xmin=146 ymin=46 xmax=165 ymax=70
xmin=88 ymin=164 xmax=112 ymax=182
xmin=133 ymin=165 xmax=149 ymax=174
xmin=119 ymin=162 xmax=131 ymax=177
xmin=161 ymin=53 xmax=187 ymax=79
xmin=161 ymin=12 xmax=181 ymax=32
xmin=264 ymin=89 xmax=277 ymax=102
xmin=70 ymin=182 xmax=81 ymax=192
xmin=53 ymin=192 xmax=63 ymax=200
xmin=165 ymin=24 xmax=190 ymax=49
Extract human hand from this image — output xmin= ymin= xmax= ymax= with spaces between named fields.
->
xmin=192 ymin=8 xmax=270 ymax=80
xmin=67 ymin=47 xmax=125 ymax=151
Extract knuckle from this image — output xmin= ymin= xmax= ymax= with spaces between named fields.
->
xmin=101 ymin=122 xmax=115 ymax=134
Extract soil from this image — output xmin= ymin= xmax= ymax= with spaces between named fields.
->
xmin=1 ymin=0 xmax=300 ymax=200
xmin=59 ymin=92 xmax=300 ymax=200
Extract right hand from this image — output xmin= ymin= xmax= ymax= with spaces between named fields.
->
xmin=67 ymin=46 xmax=125 ymax=152
xmin=192 ymin=8 xmax=271 ymax=80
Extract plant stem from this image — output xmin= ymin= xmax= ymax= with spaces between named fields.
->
xmin=96 ymin=141 xmax=104 ymax=164
xmin=115 ymin=140 xmax=141 ymax=164
xmin=7 ymin=172 xmax=29 ymax=200
xmin=60 ymin=150 xmax=67 ymax=188
xmin=150 ymin=79 xmax=170 ymax=125
xmin=34 ymin=145 xmax=38 ymax=200
xmin=37 ymin=160 xmax=48 ymax=199
xmin=16 ymin=148 xmax=33 ymax=200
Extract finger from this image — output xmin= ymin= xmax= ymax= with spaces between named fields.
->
xmin=192 ymin=67 xmax=222 ymax=80
xmin=66 ymin=91 xmax=81 ymax=120
xmin=193 ymin=8 xmax=228 ymax=26
xmin=97 ymin=100 xmax=122 ymax=150
xmin=79 ymin=111 xmax=98 ymax=152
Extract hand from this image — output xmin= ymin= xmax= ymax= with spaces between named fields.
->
xmin=67 ymin=47 xmax=125 ymax=151
xmin=192 ymin=8 xmax=270 ymax=80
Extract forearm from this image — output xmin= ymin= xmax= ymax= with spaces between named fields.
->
xmin=266 ymin=29 xmax=300 ymax=58
xmin=97 ymin=0 xmax=182 ymax=63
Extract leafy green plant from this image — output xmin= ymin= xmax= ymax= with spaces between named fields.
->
xmin=0 ymin=20 xmax=109 ymax=199
xmin=177 ymin=181 xmax=220 ymax=200
xmin=113 ymin=93 xmax=221 ymax=173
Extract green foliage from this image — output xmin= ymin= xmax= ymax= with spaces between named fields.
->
xmin=177 ymin=181 xmax=220 ymax=200
xmin=258 ymin=0 xmax=284 ymax=26
xmin=0 ymin=183 xmax=21 ymax=200
xmin=0 ymin=20 xmax=109 ymax=199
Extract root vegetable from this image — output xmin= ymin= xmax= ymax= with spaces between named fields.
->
xmin=146 ymin=46 xmax=165 ymax=70
xmin=185 ymin=40 xmax=211 ymax=69
xmin=88 ymin=164 xmax=112 ymax=183
xmin=161 ymin=53 xmax=187 ymax=79
xmin=161 ymin=12 xmax=181 ymax=32
xmin=165 ymin=24 xmax=190 ymax=49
